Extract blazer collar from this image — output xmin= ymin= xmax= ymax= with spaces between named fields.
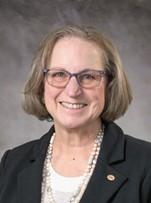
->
xmin=80 ymin=121 xmax=128 ymax=202
xmin=101 ymin=121 xmax=125 ymax=164
xmin=18 ymin=122 xmax=127 ymax=203
xmin=18 ymin=126 xmax=54 ymax=203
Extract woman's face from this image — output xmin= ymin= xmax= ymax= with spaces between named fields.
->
xmin=44 ymin=36 xmax=106 ymax=130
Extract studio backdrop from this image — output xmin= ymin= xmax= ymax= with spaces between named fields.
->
xmin=0 ymin=0 xmax=151 ymax=157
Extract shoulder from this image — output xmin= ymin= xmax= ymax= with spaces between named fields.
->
xmin=0 ymin=126 xmax=54 ymax=173
xmin=0 ymin=139 xmax=39 ymax=177
xmin=2 ymin=135 xmax=44 ymax=162
xmin=104 ymin=121 xmax=151 ymax=166
xmin=104 ymin=122 xmax=151 ymax=201
xmin=123 ymin=130 xmax=151 ymax=195
xmin=124 ymin=134 xmax=151 ymax=167
xmin=125 ymin=133 xmax=151 ymax=151
xmin=106 ymin=121 xmax=151 ymax=151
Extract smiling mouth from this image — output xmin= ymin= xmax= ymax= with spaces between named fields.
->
xmin=60 ymin=102 xmax=87 ymax=109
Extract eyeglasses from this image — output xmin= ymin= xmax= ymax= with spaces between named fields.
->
xmin=43 ymin=68 xmax=107 ymax=89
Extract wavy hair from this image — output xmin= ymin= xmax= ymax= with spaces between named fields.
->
xmin=22 ymin=25 xmax=132 ymax=121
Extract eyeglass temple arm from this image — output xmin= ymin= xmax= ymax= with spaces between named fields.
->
xmin=43 ymin=68 xmax=49 ymax=75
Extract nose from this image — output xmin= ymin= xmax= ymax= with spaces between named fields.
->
xmin=64 ymin=76 xmax=82 ymax=97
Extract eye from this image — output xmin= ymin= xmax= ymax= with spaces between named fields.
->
xmin=51 ymin=71 xmax=67 ymax=78
xmin=80 ymin=73 xmax=97 ymax=81
xmin=47 ymin=70 xmax=69 ymax=83
xmin=44 ymin=69 xmax=70 ymax=87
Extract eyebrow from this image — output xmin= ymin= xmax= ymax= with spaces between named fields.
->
xmin=48 ymin=67 xmax=105 ymax=74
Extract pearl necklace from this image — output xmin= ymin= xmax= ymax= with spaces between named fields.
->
xmin=41 ymin=127 xmax=104 ymax=203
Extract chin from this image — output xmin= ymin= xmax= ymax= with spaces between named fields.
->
xmin=61 ymin=122 xmax=83 ymax=130
xmin=58 ymin=118 xmax=93 ymax=130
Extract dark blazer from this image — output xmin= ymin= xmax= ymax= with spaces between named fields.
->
xmin=0 ymin=122 xmax=151 ymax=203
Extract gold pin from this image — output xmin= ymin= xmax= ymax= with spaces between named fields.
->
xmin=107 ymin=174 xmax=116 ymax=181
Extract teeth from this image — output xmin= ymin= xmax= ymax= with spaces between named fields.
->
xmin=61 ymin=102 xmax=86 ymax=109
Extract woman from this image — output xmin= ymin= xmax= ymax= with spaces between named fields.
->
xmin=0 ymin=25 xmax=151 ymax=203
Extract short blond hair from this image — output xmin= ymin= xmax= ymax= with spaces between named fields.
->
xmin=22 ymin=25 xmax=132 ymax=121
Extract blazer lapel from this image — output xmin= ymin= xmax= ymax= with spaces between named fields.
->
xmin=80 ymin=158 xmax=128 ymax=203
xmin=17 ymin=126 xmax=54 ymax=203
xmin=18 ymin=157 xmax=44 ymax=203
xmin=80 ymin=122 xmax=128 ymax=203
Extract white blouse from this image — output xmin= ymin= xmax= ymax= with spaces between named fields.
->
xmin=42 ymin=163 xmax=83 ymax=203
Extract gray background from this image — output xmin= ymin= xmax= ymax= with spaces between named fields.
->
xmin=0 ymin=0 xmax=151 ymax=158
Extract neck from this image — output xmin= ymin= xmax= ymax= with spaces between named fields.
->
xmin=53 ymin=119 xmax=102 ymax=148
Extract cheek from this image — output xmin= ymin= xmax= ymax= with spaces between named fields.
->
xmin=44 ymin=82 xmax=64 ymax=110
xmin=44 ymin=83 xmax=57 ymax=105
xmin=94 ymin=85 xmax=105 ymax=102
xmin=90 ymin=87 xmax=106 ymax=111
xmin=44 ymin=83 xmax=51 ymax=102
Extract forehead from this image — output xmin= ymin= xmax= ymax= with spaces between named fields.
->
xmin=53 ymin=36 xmax=102 ymax=53
xmin=49 ymin=36 xmax=105 ymax=69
